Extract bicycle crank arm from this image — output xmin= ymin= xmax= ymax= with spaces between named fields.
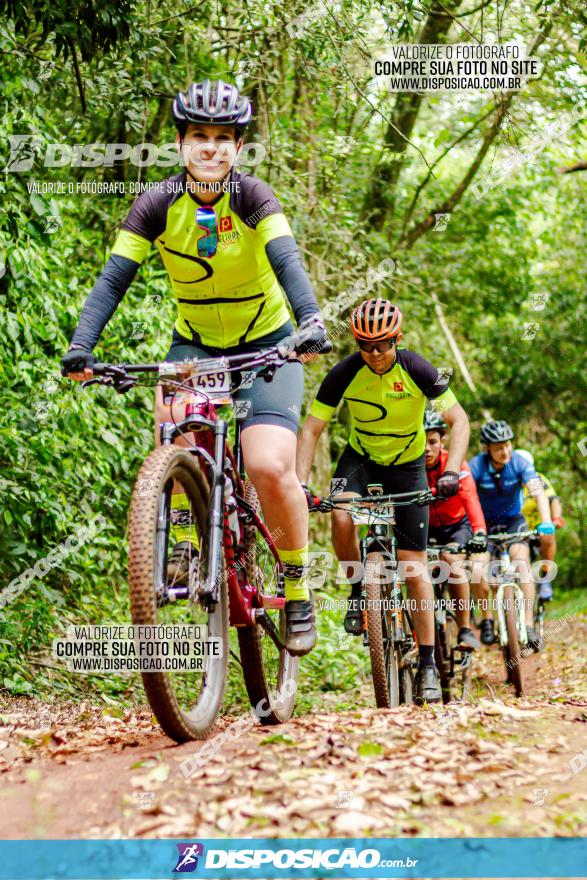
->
xmin=254 ymin=609 xmax=285 ymax=650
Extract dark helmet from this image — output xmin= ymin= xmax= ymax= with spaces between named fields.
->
xmin=480 ymin=420 xmax=514 ymax=445
xmin=423 ymin=410 xmax=446 ymax=434
xmin=351 ymin=298 xmax=402 ymax=342
xmin=172 ymin=79 xmax=252 ymax=135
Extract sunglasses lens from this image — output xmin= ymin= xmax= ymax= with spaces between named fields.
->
xmin=359 ymin=339 xmax=394 ymax=353
xmin=196 ymin=206 xmax=218 ymax=258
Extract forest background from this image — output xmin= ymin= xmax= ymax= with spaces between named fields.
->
xmin=0 ymin=0 xmax=585 ymax=707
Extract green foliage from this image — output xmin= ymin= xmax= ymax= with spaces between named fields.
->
xmin=0 ymin=0 xmax=585 ymax=709
xmin=0 ymin=0 xmax=137 ymax=60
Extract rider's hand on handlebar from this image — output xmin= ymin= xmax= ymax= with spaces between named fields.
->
xmin=537 ymin=521 xmax=555 ymax=535
xmin=436 ymin=469 xmax=460 ymax=498
xmin=296 ymin=315 xmax=330 ymax=362
xmin=466 ymin=530 xmax=488 ymax=553
xmin=300 ymin=482 xmax=321 ymax=511
xmin=61 ymin=348 xmax=96 ymax=382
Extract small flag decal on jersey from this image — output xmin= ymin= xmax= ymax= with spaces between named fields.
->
xmin=219 ymin=216 xmax=233 ymax=232
xmin=394 ymin=382 xmax=403 ymax=391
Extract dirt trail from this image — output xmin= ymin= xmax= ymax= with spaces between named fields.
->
xmin=1 ymin=617 xmax=586 ymax=840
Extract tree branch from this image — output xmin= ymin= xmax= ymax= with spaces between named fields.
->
xmin=397 ymin=18 xmax=555 ymax=251
xmin=68 ymin=41 xmax=87 ymax=115
xmin=361 ymin=0 xmax=465 ymax=230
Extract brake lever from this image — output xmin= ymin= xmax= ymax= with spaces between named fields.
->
xmin=81 ymin=378 xmax=107 ymax=388
xmin=113 ymin=378 xmax=136 ymax=394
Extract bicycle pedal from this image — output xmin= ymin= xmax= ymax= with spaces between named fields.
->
xmin=455 ymin=643 xmax=475 ymax=653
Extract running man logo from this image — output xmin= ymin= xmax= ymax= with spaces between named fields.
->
xmin=174 ymin=843 xmax=204 ymax=873
xmin=219 ymin=216 xmax=233 ymax=232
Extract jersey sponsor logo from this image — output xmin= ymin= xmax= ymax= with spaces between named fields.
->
xmin=219 ymin=216 xmax=233 ymax=232
xmin=217 ymin=228 xmax=241 ymax=249
xmin=394 ymin=382 xmax=403 ymax=391
xmin=385 ymin=390 xmax=411 ymax=399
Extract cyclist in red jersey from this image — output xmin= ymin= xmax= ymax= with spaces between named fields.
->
xmin=424 ymin=410 xmax=486 ymax=650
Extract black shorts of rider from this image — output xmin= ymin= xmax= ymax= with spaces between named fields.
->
xmin=164 ymin=321 xmax=303 ymax=435
xmin=428 ymin=515 xmax=472 ymax=548
xmin=486 ymin=513 xmax=527 ymax=555
xmin=332 ymin=445 xmax=428 ymax=551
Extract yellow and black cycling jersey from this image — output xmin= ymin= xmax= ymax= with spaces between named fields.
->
xmin=70 ymin=168 xmax=319 ymax=352
xmin=309 ymin=350 xmax=457 ymax=467
xmin=522 ymin=472 xmax=557 ymax=530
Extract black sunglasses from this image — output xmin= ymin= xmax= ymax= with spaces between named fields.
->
xmin=357 ymin=338 xmax=397 ymax=353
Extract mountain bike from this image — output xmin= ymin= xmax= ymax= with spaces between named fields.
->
xmin=313 ymin=486 xmax=435 ymax=708
xmin=529 ymin=536 xmax=550 ymax=650
xmin=78 ymin=327 xmax=327 ymax=742
xmin=486 ymin=530 xmax=537 ymax=697
xmin=427 ymin=540 xmax=474 ymax=704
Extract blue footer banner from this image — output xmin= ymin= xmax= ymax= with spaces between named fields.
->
xmin=0 ymin=837 xmax=585 ymax=879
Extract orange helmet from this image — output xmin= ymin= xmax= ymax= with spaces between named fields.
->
xmin=351 ymin=298 xmax=402 ymax=342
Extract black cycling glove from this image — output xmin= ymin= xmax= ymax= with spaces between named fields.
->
xmin=467 ymin=531 xmax=488 ymax=553
xmin=295 ymin=315 xmax=330 ymax=355
xmin=61 ymin=348 xmax=96 ymax=376
xmin=436 ymin=470 xmax=460 ymax=498
xmin=301 ymin=482 xmax=320 ymax=511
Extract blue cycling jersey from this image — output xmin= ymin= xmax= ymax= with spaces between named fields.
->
xmin=468 ymin=451 xmax=537 ymax=524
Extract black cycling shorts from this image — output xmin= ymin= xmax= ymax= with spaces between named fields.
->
xmin=332 ymin=445 xmax=428 ymax=551
xmin=428 ymin=515 xmax=472 ymax=548
xmin=164 ymin=322 xmax=303 ymax=435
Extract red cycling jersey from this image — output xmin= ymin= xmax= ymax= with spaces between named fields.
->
xmin=427 ymin=448 xmax=486 ymax=532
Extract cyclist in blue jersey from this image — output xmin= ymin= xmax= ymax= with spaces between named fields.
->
xmin=469 ymin=421 xmax=554 ymax=647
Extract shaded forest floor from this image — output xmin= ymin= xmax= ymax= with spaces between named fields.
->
xmin=0 ymin=614 xmax=586 ymax=840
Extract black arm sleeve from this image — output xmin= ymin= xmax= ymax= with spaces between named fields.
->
xmin=69 ymin=254 xmax=140 ymax=351
xmin=265 ymin=236 xmax=320 ymax=325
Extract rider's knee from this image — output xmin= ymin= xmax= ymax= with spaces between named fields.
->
xmin=246 ymin=455 xmax=291 ymax=488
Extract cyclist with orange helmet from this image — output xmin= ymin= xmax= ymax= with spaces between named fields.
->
xmin=297 ymin=298 xmax=471 ymax=704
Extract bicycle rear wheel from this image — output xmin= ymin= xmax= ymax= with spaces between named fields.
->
xmin=365 ymin=552 xmax=401 ymax=708
xmin=128 ymin=446 xmax=228 ymax=742
xmin=502 ymin=583 xmax=523 ymax=697
xmin=237 ymin=483 xmax=298 ymax=724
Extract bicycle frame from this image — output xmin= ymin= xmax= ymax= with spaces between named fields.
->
xmin=427 ymin=542 xmax=473 ymax=685
xmin=157 ymin=372 xmax=284 ymax=631
xmin=490 ymin=545 xmax=528 ymax=648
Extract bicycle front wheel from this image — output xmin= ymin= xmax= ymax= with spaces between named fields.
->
xmin=128 ymin=446 xmax=228 ymax=743
xmin=237 ymin=483 xmax=298 ymax=724
xmin=502 ymin=583 xmax=523 ymax=697
xmin=365 ymin=552 xmax=401 ymax=708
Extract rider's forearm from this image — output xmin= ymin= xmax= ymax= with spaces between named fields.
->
xmin=69 ymin=254 xmax=140 ymax=351
xmin=443 ymin=406 xmax=470 ymax=473
xmin=551 ymin=498 xmax=562 ymax=520
xmin=265 ymin=236 xmax=320 ymax=325
xmin=296 ymin=418 xmax=324 ymax=483
xmin=536 ymin=491 xmax=552 ymax=523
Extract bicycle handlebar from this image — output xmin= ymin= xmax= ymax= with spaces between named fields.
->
xmin=486 ymin=530 xmax=538 ymax=544
xmin=81 ymin=328 xmax=330 ymax=393
xmin=312 ymin=487 xmax=435 ymax=512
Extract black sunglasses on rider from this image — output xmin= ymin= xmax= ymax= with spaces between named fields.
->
xmin=357 ymin=337 xmax=397 ymax=354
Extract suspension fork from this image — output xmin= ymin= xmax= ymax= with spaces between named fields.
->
xmin=201 ymin=421 xmax=228 ymax=605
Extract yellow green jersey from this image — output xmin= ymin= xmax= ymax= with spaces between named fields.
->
xmin=309 ymin=349 xmax=457 ymax=466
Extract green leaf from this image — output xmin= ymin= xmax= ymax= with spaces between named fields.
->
xmin=357 ymin=741 xmax=384 ymax=757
